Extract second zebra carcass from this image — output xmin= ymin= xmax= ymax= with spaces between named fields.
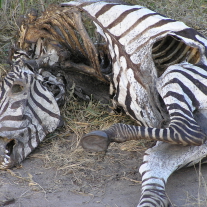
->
xmin=0 ymin=52 xmax=62 ymax=169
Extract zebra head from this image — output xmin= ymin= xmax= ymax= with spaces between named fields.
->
xmin=0 ymin=57 xmax=62 ymax=169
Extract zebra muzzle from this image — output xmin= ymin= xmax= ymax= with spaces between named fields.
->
xmin=0 ymin=138 xmax=16 ymax=169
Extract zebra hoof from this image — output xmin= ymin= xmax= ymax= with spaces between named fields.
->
xmin=80 ymin=131 xmax=110 ymax=152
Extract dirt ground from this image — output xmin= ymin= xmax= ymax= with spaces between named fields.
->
xmin=0 ymin=134 xmax=207 ymax=207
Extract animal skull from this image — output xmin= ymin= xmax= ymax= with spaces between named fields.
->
xmin=0 ymin=57 xmax=62 ymax=169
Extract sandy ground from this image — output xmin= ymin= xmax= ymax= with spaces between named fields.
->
xmin=0 ymin=136 xmax=207 ymax=207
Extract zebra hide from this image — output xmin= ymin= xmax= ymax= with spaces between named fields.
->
xmin=0 ymin=50 xmax=63 ymax=169
xmin=3 ymin=1 xmax=207 ymax=207
xmin=61 ymin=1 xmax=207 ymax=207
xmin=15 ymin=4 xmax=111 ymax=103
xmin=1 ymin=2 xmax=112 ymax=170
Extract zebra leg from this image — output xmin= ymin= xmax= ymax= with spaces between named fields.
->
xmin=137 ymin=141 xmax=207 ymax=207
xmin=80 ymin=124 xmax=154 ymax=152
xmin=80 ymin=120 xmax=206 ymax=151
xmin=80 ymin=123 xmax=160 ymax=152
xmin=81 ymin=64 xmax=207 ymax=151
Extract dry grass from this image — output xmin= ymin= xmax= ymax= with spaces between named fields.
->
xmin=1 ymin=0 xmax=207 ymax=205
xmin=34 ymin=97 xmax=147 ymax=194
xmin=129 ymin=0 xmax=207 ymax=28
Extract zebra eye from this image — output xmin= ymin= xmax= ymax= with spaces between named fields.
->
xmin=11 ymin=84 xmax=24 ymax=94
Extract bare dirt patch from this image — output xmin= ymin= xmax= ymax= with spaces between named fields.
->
xmin=0 ymin=134 xmax=207 ymax=207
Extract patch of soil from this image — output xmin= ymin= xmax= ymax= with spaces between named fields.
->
xmin=0 ymin=135 xmax=207 ymax=207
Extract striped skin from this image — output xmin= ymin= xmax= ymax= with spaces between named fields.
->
xmin=62 ymin=1 xmax=207 ymax=145
xmin=138 ymin=141 xmax=207 ymax=207
xmin=137 ymin=63 xmax=207 ymax=205
xmin=62 ymin=1 xmax=207 ymax=207
xmin=0 ymin=56 xmax=61 ymax=169
xmin=101 ymin=63 xmax=207 ymax=146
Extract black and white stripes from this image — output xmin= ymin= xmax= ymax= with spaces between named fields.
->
xmin=102 ymin=63 xmax=207 ymax=146
xmin=138 ymin=139 xmax=207 ymax=207
xmin=62 ymin=1 xmax=207 ymax=129
xmin=61 ymin=1 xmax=207 ymax=206
xmin=63 ymin=0 xmax=207 ymax=145
xmin=0 ymin=53 xmax=61 ymax=169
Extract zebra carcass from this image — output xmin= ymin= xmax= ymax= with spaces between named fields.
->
xmin=0 ymin=51 xmax=63 ymax=169
xmin=0 ymin=4 xmax=110 ymax=169
xmin=3 ymin=1 xmax=207 ymax=207
xmin=61 ymin=1 xmax=207 ymax=207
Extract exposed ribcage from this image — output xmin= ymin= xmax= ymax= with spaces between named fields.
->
xmin=152 ymin=35 xmax=200 ymax=76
